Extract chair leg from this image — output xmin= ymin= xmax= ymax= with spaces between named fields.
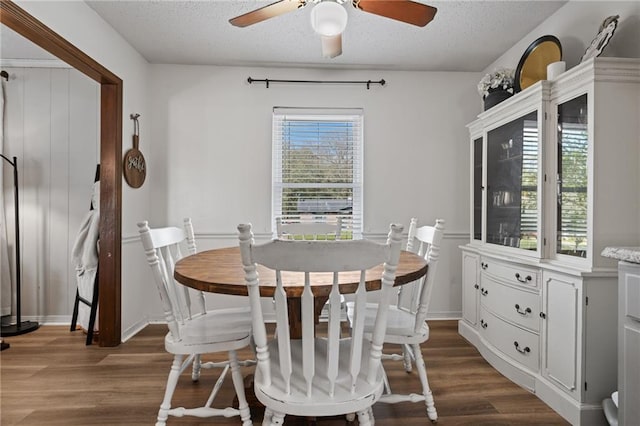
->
xmin=85 ymin=272 xmax=99 ymax=346
xmin=270 ymin=411 xmax=285 ymax=426
xmin=368 ymin=406 xmax=376 ymax=426
xmin=70 ymin=289 xmax=80 ymax=332
xmin=262 ymin=408 xmax=273 ymax=426
xmin=156 ymin=354 xmax=184 ymax=426
xmin=382 ymin=365 xmax=392 ymax=394
xmin=228 ymin=350 xmax=252 ymax=426
xmin=356 ymin=408 xmax=372 ymax=426
xmin=412 ymin=343 xmax=437 ymax=422
xmin=192 ymin=354 xmax=202 ymax=382
xmin=402 ymin=344 xmax=413 ymax=373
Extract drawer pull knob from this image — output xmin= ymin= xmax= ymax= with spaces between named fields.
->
xmin=540 ymin=312 xmax=546 ymax=319
xmin=480 ymin=288 xmax=488 ymax=296
xmin=474 ymin=284 xmax=479 ymax=290
xmin=481 ymin=262 xmax=488 ymax=270
xmin=514 ymin=341 xmax=531 ymax=354
xmin=515 ymin=273 xmax=532 ymax=283
xmin=515 ymin=304 xmax=532 ymax=316
xmin=480 ymin=319 xmax=488 ymax=329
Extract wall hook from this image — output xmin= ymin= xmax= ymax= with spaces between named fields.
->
xmin=130 ymin=113 xmax=140 ymax=136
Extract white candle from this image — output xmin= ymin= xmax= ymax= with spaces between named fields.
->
xmin=547 ymin=61 xmax=566 ymax=80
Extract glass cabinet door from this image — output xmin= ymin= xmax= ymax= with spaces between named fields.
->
xmin=486 ymin=111 xmax=539 ymax=250
xmin=473 ymin=137 xmax=483 ymax=242
xmin=556 ymin=94 xmax=588 ymax=257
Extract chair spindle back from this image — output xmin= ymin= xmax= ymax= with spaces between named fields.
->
xmin=397 ymin=218 xmax=445 ymax=332
xmin=238 ymin=222 xmax=404 ymax=399
xmin=138 ymin=219 xmax=206 ymax=342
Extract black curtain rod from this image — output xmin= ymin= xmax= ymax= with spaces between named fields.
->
xmin=1 ymin=70 xmax=8 ymax=81
xmin=247 ymin=77 xmax=385 ymax=89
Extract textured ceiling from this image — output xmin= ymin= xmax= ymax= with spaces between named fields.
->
xmin=1 ymin=1 xmax=568 ymax=72
xmin=83 ymin=0 xmax=567 ymax=72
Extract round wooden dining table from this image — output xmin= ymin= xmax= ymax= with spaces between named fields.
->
xmin=174 ymin=246 xmax=428 ymax=338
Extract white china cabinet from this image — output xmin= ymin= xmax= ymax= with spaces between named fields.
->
xmin=459 ymin=58 xmax=640 ymax=425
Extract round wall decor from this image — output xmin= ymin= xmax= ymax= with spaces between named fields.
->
xmin=514 ymin=35 xmax=562 ymax=92
xmin=124 ymin=114 xmax=146 ymax=188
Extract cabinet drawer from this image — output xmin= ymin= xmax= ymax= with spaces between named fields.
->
xmin=480 ymin=276 xmax=540 ymax=332
xmin=479 ymin=306 xmax=539 ymax=372
xmin=481 ymin=258 xmax=539 ymax=289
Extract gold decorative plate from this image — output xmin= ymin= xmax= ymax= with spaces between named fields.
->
xmin=514 ymin=35 xmax=562 ymax=92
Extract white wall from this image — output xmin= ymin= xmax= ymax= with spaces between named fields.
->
xmin=148 ymin=65 xmax=479 ymax=320
xmin=23 ymin=0 xmax=634 ymax=335
xmin=484 ymin=1 xmax=640 ymax=74
xmin=1 ymin=64 xmax=98 ymax=324
xmin=15 ymin=1 xmax=152 ymax=337
xmin=11 ymin=1 xmax=478 ymax=337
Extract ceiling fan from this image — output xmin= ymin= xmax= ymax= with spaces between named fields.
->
xmin=229 ymin=0 xmax=437 ymax=59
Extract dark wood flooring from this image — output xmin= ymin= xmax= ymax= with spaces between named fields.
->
xmin=1 ymin=320 xmax=569 ymax=425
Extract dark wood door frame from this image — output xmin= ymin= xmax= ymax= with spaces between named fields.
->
xmin=1 ymin=0 xmax=122 ymax=346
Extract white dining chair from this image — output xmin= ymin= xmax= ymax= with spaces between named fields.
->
xmin=275 ymin=216 xmax=342 ymax=240
xmin=346 ymin=218 xmax=445 ymax=422
xmin=238 ymin=222 xmax=404 ymax=426
xmin=138 ymin=219 xmax=254 ymax=426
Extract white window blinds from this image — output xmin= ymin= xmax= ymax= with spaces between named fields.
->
xmin=520 ymin=119 xmax=539 ymax=241
xmin=272 ymin=107 xmax=363 ymax=239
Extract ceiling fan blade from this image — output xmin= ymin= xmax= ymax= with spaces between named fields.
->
xmin=320 ymin=34 xmax=342 ymax=58
xmin=353 ymin=0 xmax=437 ymax=27
xmin=229 ymin=0 xmax=306 ymax=28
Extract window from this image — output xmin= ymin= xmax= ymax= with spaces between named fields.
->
xmin=272 ymin=107 xmax=363 ymax=239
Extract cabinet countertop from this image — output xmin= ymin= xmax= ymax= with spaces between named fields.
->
xmin=601 ymin=247 xmax=640 ymax=264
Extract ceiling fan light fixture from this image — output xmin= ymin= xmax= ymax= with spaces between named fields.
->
xmin=310 ymin=1 xmax=348 ymax=37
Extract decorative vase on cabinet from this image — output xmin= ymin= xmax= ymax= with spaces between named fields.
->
xmin=460 ymin=58 xmax=640 ymax=426
xmin=483 ymin=88 xmax=514 ymax=110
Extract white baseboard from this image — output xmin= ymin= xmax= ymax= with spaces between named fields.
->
xmin=4 ymin=315 xmax=71 ymax=325
xmin=122 ymin=317 xmax=152 ymax=343
xmin=428 ymin=312 xmax=462 ymax=320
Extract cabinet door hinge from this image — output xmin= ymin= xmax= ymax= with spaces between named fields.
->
xmin=585 ymin=296 xmax=589 ymax=306
xmin=584 ymin=382 xmax=588 ymax=391
xmin=544 ymin=174 xmax=547 ymax=182
xmin=543 ymin=238 xmax=547 ymax=246
xmin=545 ymin=112 xmax=548 ymax=120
